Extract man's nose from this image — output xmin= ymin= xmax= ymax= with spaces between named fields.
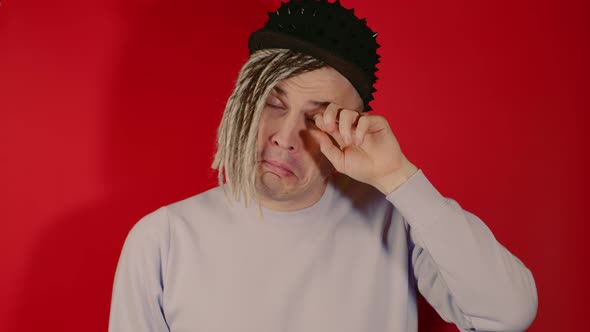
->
xmin=271 ymin=117 xmax=302 ymax=152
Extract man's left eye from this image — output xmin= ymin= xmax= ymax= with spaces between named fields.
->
xmin=266 ymin=103 xmax=283 ymax=109
xmin=266 ymin=96 xmax=284 ymax=109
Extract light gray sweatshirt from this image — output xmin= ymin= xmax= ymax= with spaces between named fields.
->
xmin=108 ymin=169 xmax=538 ymax=332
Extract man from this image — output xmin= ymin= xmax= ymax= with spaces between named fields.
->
xmin=108 ymin=1 xmax=538 ymax=331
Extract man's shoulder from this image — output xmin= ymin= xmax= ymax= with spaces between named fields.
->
xmin=160 ymin=185 xmax=242 ymax=230
xmin=128 ymin=185 xmax=229 ymax=239
xmin=166 ymin=184 xmax=228 ymax=216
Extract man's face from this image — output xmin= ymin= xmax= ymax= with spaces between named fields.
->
xmin=255 ymin=66 xmax=363 ymax=211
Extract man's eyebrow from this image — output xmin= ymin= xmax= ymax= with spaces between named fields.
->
xmin=272 ymin=86 xmax=332 ymax=108
xmin=273 ymin=86 xmax=287 ymax=96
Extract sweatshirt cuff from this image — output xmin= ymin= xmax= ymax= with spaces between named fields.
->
xmin=385 ymin=169 xmax=450 ymax=232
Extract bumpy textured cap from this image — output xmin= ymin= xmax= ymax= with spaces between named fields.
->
xmin=248 ymin=0 xmax=381 ymax=111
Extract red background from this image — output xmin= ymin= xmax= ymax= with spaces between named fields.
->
xmin=0 ymin=0 xmax=587 ymax=331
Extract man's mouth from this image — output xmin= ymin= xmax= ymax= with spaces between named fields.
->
xmin=262 ymin=160 xmax=295 ymax=177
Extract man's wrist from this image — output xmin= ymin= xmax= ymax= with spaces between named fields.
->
xmin=374 ymin=159 xmax=419 ymax=195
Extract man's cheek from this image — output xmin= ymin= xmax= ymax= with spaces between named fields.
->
xmin=300 ymin=129 xmax=322 ymax=152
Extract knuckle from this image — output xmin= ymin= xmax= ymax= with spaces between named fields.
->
xmin=325 ymin=103 xmax=339 ymax=115
xmin=341 ymin=108 xmax=354 ymax=117
xmin=358 ymin=115 xmax=368 ymax=126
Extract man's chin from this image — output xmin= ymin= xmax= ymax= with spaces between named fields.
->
xmin=256 ymin=173 xmax=301 ymax=201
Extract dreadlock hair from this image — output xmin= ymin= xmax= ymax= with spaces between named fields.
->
xmin=211 ymin=48 xmax=326 ymax=208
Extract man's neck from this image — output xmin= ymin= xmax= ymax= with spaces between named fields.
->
xmin=257 ymin=180 xmax=329 ymax=212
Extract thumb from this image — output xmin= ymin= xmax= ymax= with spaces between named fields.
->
xmin=309 ymin=128 xmax=344 ymax=171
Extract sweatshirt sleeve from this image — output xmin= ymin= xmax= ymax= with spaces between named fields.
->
xmin=108 ymin=207 xmax=171 ymax=332
xmin=385 ymin=169 xmax=538 ymax=332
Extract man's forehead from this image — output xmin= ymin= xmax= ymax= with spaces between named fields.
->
xmin=271 ymin=85 xmax=332 ymax=108
xmin=279 ymin=68 xmax=345 ymax=89
xmin=270 ymin=66 xmax=363 ymax=110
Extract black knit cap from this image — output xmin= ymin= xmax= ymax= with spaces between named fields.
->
xmin=248 ymin=0 xmax=381 ymax=111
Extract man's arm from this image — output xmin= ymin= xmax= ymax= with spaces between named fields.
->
xmin=108 ymin=208 xmax=171 ymax=332
xmin=311 ymin=103 xmax=538 ymax=330
xmin=387 ymin=169 xmax=538 ymax=331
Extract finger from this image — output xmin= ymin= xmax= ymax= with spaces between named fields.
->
xmin=322 ymin=103 xmax=341 ymax=132
xmin=313 ymin=113 xmax=326 ymax=131
xmin=309 ymin=128 xmax=344 ymax=171
xmin=354 ymin=114 xmax=370 ymax=146
xmin=338 ymin=108 xmax=361 ymax=147
xmin=314 ymin=110 xmax=346 ymax=149
xmin=354 ymin=114 xmax=388 ymax=145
